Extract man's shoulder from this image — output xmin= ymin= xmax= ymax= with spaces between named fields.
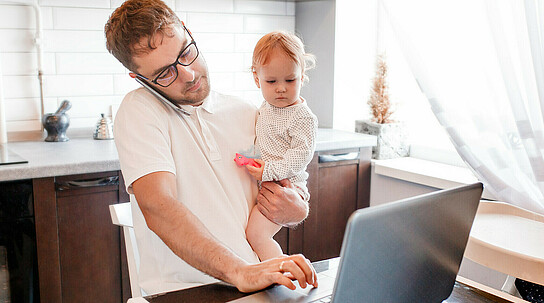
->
xmin=211 ymin=91 xmax=257 ymax=112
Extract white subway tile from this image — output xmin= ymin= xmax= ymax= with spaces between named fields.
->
xmin=6 ymin=120 xmax=41 ymax=132
xmin=43 ymin=97 xmax=60 ymax=114
xmin=186 ymin=13 xmax=243 ymax=33
xmin=234 ymin=1 xmax=286 ymax=15
xmin=204 ymin=52 xmax=245 ymax=73
xmin=42 ymin=7 xmax=55 ymax=29
xmin=176 ymin=0 xmax=233 ymax=13
xmin=43 ymin=30 xmax=106 ymax=52
xmin=0 ymin=5 xmax=53 ymax=29
xmin=175 ymin=11 xmax=187 ymax=23
xmin=286 ymin=2 xmax=295 ymax=16
xmin=234 ymin=33 xmax=261 ymax=52
xmin=243 ymin=15 xmax=295 ymax=33
xmin=113 ymin=74 xmax=140 ymax=95
xmin=3 ymin=97 xmax=55 ymax=120
xmin=1 ymin=52 xmax=56 ymax=76
xmin=39 ymin=0 xmax=110 ymax=8
xmin=53 ymin=8 xmax=112 ymax=30
xmin=111 ymin=0 xmax=175 ymax=9
xmin=54 ymin=96 xmax=116 ymax=118
xmin=43 ymin=74 xmax=114 ymax=96
xmin=234 ymin=71 xmax=256 ymax=91
xmin=194 ymin=33 xmax=234 ymax=53
xmin=243 ymin=53 xmax=253 ymax=68
xmin=0 ymin=29 xmax=36 ymax=52
xmin=56 ymin=53 xmax=124 ymax=74
xmin=3 ymin=76 xmax=40 ymax=98
xmin=68 ymin=117 xmax=99 ymax=129
xmin=242 ymin=90 xmax=263 ymax=107
xmin=209 ymin=72 xmax=234 ymax=92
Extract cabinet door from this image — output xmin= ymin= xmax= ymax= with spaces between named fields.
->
xmin=55 ymin=173 xmax=121 ymax=303
xmin=301 ymin=148 xmax=372 ymax=262
xmin=34 ymin=171 xmax=129 ymax=303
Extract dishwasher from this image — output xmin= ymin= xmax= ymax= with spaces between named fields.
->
xmin=0 ymin=180 xmax=39 ymax=303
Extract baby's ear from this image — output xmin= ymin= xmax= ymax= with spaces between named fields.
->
xmin=253 ymin=72 xmax=261 ymax=88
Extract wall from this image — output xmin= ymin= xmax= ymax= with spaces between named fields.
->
xmin=0 ymin=0 xmax=295 ymax=136
xmin=295 ymin=0 xmax=335 ymax=128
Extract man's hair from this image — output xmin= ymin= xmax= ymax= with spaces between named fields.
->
xmin=251 ymin=31 xmax=316 ymax=83
xmin=105 ymin=0 xmax=182 ymax=72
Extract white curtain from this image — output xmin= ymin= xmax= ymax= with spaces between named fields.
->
xmin=382 ymin=0 xmax=544 ymax=214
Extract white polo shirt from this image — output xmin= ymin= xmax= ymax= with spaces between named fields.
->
xmin=114 ymin=88 xmax=260 ymax=295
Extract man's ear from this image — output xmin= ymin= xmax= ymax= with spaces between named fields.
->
xmin=253 ymin=72 xmax=261 ymax=88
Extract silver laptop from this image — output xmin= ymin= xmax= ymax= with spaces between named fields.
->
xmin=230 ymin=182 xmax=483 ymax=303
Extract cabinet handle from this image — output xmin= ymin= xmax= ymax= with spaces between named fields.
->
xmin=56 ymin=176 xmax=119 ymax=191
xmin=318 ymin=152 xmax=359 ymax=163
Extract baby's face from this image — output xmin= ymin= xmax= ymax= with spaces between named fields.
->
xmin=253 ymin=49 xmax=303 ymax=108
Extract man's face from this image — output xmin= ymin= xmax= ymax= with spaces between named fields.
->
xmin=131 ymin=26 xmax=210 ymax=106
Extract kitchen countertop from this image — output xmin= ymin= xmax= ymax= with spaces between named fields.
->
xmin=0 ymin=128 xmax=376 ymax=182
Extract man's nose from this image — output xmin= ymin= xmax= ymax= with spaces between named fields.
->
xmin=177 ymin=64 xmax=195 ymax=82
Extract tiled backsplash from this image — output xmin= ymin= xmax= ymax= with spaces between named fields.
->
xmin=0 ymin=0 xmax=295 ymax=133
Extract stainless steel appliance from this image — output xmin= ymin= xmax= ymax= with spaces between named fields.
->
xmin=0 ymin=180 xmax=39 ymax=302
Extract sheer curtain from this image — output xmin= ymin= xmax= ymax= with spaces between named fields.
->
xmin=381 ymin=0 xmax=544 ymax=214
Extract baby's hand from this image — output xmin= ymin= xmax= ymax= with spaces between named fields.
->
xmin=246 ymin=159 xmax=265 ymax=181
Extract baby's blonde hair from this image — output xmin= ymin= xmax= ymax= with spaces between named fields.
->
xmin=251 ymin=31 xmax=316 ymax=83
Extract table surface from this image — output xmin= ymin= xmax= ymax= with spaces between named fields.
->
xmin=140 ymin=259 xmax=512 ymax=303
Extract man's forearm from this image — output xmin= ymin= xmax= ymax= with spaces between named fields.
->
xmin=142 ymin=195 xmax=247 ymax=284
xmin=132 ymin=172 xmax=247 ymax=285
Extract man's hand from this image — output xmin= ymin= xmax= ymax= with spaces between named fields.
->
xmin=231 ymin=254 xmax=318 ymax=293
xmin=257 ymin=179 xmax=309 ymax=227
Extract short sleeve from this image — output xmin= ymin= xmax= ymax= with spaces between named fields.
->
xmin=114 ymin=90 xmax=176 ymax=194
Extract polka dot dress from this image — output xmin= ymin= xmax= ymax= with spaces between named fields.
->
xmin=255 ymin=99 xmax=318 ymax=184
xmin=516 ymin=278 xmax=544 ymax=303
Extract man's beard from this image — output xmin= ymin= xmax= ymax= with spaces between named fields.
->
xmin=171 ymin=75 xmax=211 ymax=106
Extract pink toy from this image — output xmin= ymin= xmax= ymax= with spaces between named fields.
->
xmin=234 ymin=153 xmax=261 ymax=168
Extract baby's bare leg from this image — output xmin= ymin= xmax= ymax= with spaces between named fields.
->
xmin=246 ymin=205 xmax=283 ymax=261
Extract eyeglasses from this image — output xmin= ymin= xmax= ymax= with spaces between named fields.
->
xmin=136 ymin=25 xmax=199 ymax=88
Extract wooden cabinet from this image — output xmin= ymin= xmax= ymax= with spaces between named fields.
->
xmin=274 ymin=147 xmax=372 ymax=261
xmin=32 ymin=146 xmax=371 ymax=301
xmin=34 ymin=171 xmax=130 ymax=303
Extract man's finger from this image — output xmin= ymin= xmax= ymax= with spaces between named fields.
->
xmin=278 ymin=178 xmax=293 ymax=188
xmin=260 ymin=181 xmax=278 ymax=194
xmin=290 ymin=255 xmax=317 ymax=287
xmin=257 ymin=200 xmax=270 ymax=217
xmin=271 ymin=272 xmax=296 ymax=290
xmin=280 ymin=259 xmax=308 ymax=288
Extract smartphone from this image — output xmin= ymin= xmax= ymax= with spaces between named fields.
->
xmin=134 ymin=77 xmax=190 ymax=116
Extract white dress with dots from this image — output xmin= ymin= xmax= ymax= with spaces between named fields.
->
xmin=256 ymin=98 xmax=318 ymax=201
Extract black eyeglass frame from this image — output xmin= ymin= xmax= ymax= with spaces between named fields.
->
xmin=135 ymin=25 xmax=199 ymax=88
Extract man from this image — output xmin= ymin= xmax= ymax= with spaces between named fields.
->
xmin=104 ymin=0 xmax=317 ymax=296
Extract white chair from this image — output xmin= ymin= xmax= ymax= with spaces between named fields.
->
xmin=109 ymin=202 xmax=144 ymax=298
xmin=464 ymin=201 xmax=544 ymax=297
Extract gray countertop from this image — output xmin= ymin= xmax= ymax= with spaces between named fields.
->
xmin=0 ymin=128 xmax=376 ymax=182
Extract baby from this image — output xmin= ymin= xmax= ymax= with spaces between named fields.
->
xmin=239 ymin=31 xmax=318 ymax=261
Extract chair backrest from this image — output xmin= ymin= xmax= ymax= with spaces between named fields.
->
xmin=109 ymin=202 xmax=143 ymax=298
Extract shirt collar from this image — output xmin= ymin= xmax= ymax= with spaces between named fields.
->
xmin=178 ymin=91 xmax=215 ymax=114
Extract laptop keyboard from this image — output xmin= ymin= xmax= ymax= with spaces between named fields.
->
xmin=310 ymin=294 xmax=332 ymax=302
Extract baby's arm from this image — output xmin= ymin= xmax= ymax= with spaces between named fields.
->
xmin=261 ymin=114 xmax=318 ymax=182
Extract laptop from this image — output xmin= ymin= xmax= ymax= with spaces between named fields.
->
xmin=230 ymin=182 xmax=483 ymax=303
